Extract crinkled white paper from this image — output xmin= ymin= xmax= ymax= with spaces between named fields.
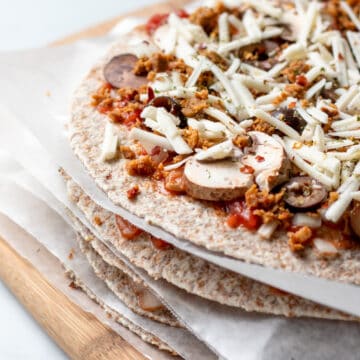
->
xmin=0 ymin=177 xmax=215 ymax=360
xmin=5 ymin=153 xmax=360 ymax=360
xmin=0 ymin=212 xmax=171 ymax=360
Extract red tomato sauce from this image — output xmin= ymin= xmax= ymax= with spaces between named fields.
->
xmin=226 ymin=200 xmax=261 ymax=230
xmin=150 ymin=236 xmax=173 ymax=250
xmin=315 ymin=223 xmax=358 ymax=250
xmin=115 ymin=215 xmax=143 ymax=240
xmin=145 ymin=10 xmax=189 ymax=35
xmin=164 ymin=167 xmax=186 ymax=194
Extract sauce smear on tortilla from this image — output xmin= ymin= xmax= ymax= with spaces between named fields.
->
xmin=146 ymin=10 xmax=189 ymax=35
xmin=227 ymin=200 xmax=261 ymax=230
xmin=115 ymin=215 xmax=143 ymax=239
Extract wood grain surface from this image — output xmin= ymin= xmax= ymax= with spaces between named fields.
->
xmin=0 ymin=1 xmax=191 ymax=359
xmin=0 ymin=237 xmax=145 ymax=360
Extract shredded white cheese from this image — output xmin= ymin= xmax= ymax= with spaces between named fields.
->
xmin=230 ymin=77 xmax=255 ymax=110
xmin=306 ymin=107 xmax=328 ymax=124
xmin=313 ymin=125 xmax=325 ymax=152
xmin=279 ymin=43 xmax=306 ymax=61
xmin=195 ymin=139 xmax=234 ymax=161
xmin=204 ymin=107 xmax=244 ymax=134
xmin=218 ymin=12 xmax=230 ymax=43
xmin=243 ymin=9 xmax=262 ymax=40
xmin=340 ymin=2 xmax=360 ymax=31
xmin=305 ymin=78 xmax=326 ymax=100
xmin=258 ymin=221 xmax=278 ymax=239
xmin=305 ymin=66 xmax=324 ymax=83
xmin=163 ymin=156 xmax=191 ymax=171
xmin=100 ymin=123 xmax=118 ymax=161
xmin=129 ymin=128 xmax=173 ymax=153
xmin=275 ymin=135 xmax=335 ymax=188
xmin=292 ymin=213 xmax=321 ymax=228
xmin=252 ymin=109 xmax=301 ymax=140
xmin=156 ymin=108 xmax=193 ymax=154
xmin=325 ymin=176 xmax=360 ymax=222
xmin=336 ymin=85 xmax=358 ymax=110
xmin=347 ymin=31 xmax=360 ymax=68
xmin=185 ymin=57 xmax=206 ymax=88
xmin=332 ymin=35 xmax=349 ymax=87
xmin=298 ymin=1 xmax=318 ymax=45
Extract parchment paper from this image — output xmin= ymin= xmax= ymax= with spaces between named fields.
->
xmin=0 ymin=213 xmax=169 ymax=360
xmin=0 ymin=178 xmax=215 ymax=360
xmin=9 ymin=160 xmax=360 ymax=360
xmin=16 ymin=160 xmax=360 ymax=359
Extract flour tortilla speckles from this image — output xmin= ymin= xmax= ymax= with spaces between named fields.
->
xmin=65 ymin=176 xmax=354 ymax=321
xmin=65 ymin=253 xmax=177 ymax=355
xmin=75 ymin=232 xmax=180 ymax=327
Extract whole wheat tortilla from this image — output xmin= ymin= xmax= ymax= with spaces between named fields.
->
xmin=69 ymin=30 xmax=360 ymax=286
xmin=75 ymin=229 xmax=180 ymax=327
xmin=65 ymin=257 xmax=177 ymax=355
xmin=65 ymin=176 xmax=354 ymax=321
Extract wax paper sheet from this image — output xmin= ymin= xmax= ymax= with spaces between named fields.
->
xmin=0 ymin=174 xmax=214 ymax=360
xmin=7 ymin=160 xmax=360 ymax=360
xmin=0 ymin=213 xmax=170 ymax=360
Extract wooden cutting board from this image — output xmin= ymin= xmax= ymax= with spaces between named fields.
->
xmin=0 ymin=1 xmax=190 ymax=359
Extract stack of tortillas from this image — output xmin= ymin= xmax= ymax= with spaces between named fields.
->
xmin=64 ymin=0 xmax=360 ymax=356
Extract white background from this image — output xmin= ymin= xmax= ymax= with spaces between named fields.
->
xmin=0 ymin=0 xmax=155 ymax=358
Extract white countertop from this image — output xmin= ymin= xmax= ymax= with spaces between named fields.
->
xmin=0 ymin=0 xmax=155 ymax=358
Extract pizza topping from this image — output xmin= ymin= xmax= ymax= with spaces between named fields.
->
xmin=104 ymin=54 xmax=147 ymax=89
xmin=115 ymin=215 xmax=143 ymax=240
xmin=164 ymin=167 xmax=186 ymax=193
xmin=292 ymin=213 xmax=322 ymax=228
xmin=288 ymin=226 xmax=313 ymax=252
xmin=350 ymin=201 xmax=360 ymax=237
xmin=284 ymin=176 xmax=327 ymax=209
xmin=126 ymin=155 xmax=157 ymax=176
xmin=148 ymin=96 xmax=187 ymax=128
xmin=195 ymin=139 xmax=234 ymax=161
xmin=184 ymin=156 xmax=253 ymax=201
xmin=227 ymin=200 xmax=261 ymax=230
xmin=131 ymin=282 xmax=165 ymax=312
xmin=313 ymin=238 xmax=339 ymax=257
xmin=93 ymin=1 xmax=360 ymax=252
xmin=100 ymin=123 xmax=118 ymax=161
xmin=242 ymin=131 xmax=290 ymax=191
xmin=150 ymin=236 xmax=173 ymax=250
xmin=272 ymin=108 xmax=306 ymax=134
xmin=129 ymin=127 xmax=173 ymax=153
xmin=126 ymin=184 xmax=140 ymax=200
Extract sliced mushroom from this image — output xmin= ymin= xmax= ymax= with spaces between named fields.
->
xmin=148 ymin=96 xmax=187 ymax=128
xmin=131 ymin=282 xmax=164 ymax=312
xmin=350 ymin=201 xmax=360 ymax=238
xmin=103 ymin=54 xmax=148 ymax=89
xmin=284 ymin=176 xmax=327 ymax=209
xmin=184 ymin=158 xmax=253 ymax=201
xmin=241 ymin=131 xmax=290 ymax=191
